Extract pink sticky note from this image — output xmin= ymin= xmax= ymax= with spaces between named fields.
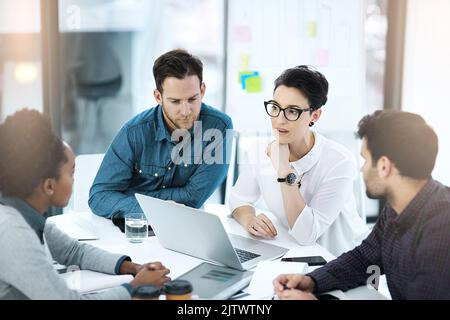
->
xmin=315 ymin=48 xmax=330 ymax=66
xmin=233 ymin=25 xmax=252 ymax=42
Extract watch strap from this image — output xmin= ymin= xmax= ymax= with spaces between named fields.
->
xmin=277 ymin=173 xmax=304 ymax=188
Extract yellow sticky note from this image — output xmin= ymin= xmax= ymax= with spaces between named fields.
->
xmin=307 ymin=21 xmax=317 ymax=37
xmin=245 ymin=76 xmax=262 ymax=93
xmin=239 ymin=53 xmax=251 ymax=70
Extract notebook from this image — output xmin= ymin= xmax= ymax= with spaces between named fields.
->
xmin=245 ymin=260 xmax=308 ymax=299
xmin=175 ymin=262 xmax=253 ymax=300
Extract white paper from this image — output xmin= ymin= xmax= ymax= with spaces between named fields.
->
xmin=60 ymin=270 xmax=133 ymax=293
xmin=245 ymin=261 xmax=308 ymax=299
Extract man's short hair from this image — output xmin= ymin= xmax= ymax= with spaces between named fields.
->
xmin=357 ymin=110 xmax=438 ymax=179
xmin=153 ymin=49 xmax=203 ymax=94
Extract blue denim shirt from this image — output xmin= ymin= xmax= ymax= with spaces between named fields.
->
xmin=89 ymin=103 xmax=233 ymax=218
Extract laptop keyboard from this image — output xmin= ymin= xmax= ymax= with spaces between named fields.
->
xmin=235 ymin=248 xmax=261 ymax=263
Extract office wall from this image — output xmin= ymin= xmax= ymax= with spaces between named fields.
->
xmin=402 ymin=0 xmax=450 ymax=185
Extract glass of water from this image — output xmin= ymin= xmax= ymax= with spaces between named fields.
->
xmin=125 ymin=212 xmax=148 ymax=243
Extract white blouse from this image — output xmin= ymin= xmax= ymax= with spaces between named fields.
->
xmin=229 ymin=132 xmax=370 ymax=256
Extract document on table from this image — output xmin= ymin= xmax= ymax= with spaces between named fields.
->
xmin=59 ymin=270 xmax=133 ymax=293
xmin=244 ymin=260 xmax=308 ymax=299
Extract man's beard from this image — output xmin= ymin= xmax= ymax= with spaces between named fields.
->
xmin=364 ymin=173 xmax=386 ymax=200
xmin=161 ymin=103 xmax=195 ymax=130
xmin=366 ymin=189 xmax=383 ymax=200
xmin=365 ymin=182 xmax=388 ymax=200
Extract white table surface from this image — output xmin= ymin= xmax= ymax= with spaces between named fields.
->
xmin=49 ymin=204 xmax=388 ymax=300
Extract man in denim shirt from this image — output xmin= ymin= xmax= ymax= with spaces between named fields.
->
xmin=89 ymin=49 xmax=233 ymax=218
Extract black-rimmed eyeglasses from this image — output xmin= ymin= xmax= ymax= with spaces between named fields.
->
xmin=264 ymin=100 xmax=312 ymax=121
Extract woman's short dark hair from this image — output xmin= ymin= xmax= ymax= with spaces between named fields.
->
xmin=153 ymin=49 xmax=203 ymax=94
xmin=357 ymin=110 xmax=438 ymax=180
xmin=274 ymin=65 xmax=329 ymax=110
xmin=0 ymin=109 xmax=67 ymax=198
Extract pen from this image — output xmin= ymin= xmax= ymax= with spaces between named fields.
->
xmin=272 ymin=285 xmax=289 ymax=300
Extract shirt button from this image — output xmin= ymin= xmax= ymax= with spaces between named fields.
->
xmin=168 ymin=167 xmax=172 ymax=170
xmin=184 ymin=164 xmax=188 ymax=167
xmin=139 ymin=170 xmax=142 ymax=174
xmin=154 ymin=173 xmax=158 ymax=177
xmin=162 ymin=186 xmax=166 ymax=189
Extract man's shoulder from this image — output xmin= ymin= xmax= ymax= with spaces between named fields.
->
xmin=199 ymin=104 xmax=233 ymax=130
xmin=426 ymin=180 xmax=450 ymax=218
xmin=123 ymin=106 xmax=159 ymax=131
xmin=433 ymin=179 xmax=450 ymax=197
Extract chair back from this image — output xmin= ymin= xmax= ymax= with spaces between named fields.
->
xmin=67 ymin=153 xmax=105 ymax=212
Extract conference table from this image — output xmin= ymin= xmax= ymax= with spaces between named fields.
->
xmin=49 ymin=204 xmax=388 ymax=300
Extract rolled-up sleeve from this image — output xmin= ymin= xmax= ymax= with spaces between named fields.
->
xmin=289 ymin=158 xmax=356 ymax=245
xmin=45 ymin=222 xmax=130 ymax=275
xmin=89 ymin=125 xmax=139 ymax=218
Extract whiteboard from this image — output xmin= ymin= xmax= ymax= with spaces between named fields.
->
xmin=226 ymin=0 xmax=366 ymax=132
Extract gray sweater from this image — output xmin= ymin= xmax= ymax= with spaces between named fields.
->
xmin=0 ymin=203 xmax=132 ymax=300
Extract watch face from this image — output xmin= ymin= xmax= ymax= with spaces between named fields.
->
xmin=286 ymin=172 xmax=297 ymax=184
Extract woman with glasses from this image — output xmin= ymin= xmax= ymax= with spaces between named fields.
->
xmin=229 ymin=66 xmax=369 ymax=256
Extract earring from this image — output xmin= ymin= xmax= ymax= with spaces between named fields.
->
xmin=309 ymin=122 xmax=315 ymax=127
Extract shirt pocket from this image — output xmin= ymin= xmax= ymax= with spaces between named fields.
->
xmin=171 ymin=161 xmax=199 ymax=187
xmin=137 ymin=163 xmax=167 ymax=187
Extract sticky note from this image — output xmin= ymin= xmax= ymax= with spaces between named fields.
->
xmin=245 ymin=76 xmax=262 ymax=93
xmin=239 ymin=71 xmax=259 ymax=89
xmin=241 ymin=71 xmax=259 ymax=90
xmin=315 ymin=48 xmax=330 ymax=66
xmin=239 ymin=53 xmax=251 ymax=70
xmin=307 ymin=21 xmax=317 ymax=37
xmin=233 ymin=25 xmax=252 ymax=42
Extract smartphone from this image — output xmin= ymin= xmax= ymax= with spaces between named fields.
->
xmin=281 ymin=256 xmax=327 ymax=266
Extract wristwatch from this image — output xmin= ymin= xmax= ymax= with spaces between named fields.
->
xmin=277 ymin=172 xmax=303 ymax=188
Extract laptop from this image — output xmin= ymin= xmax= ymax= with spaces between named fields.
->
xmin=135 ymin=194 xmax=288 ymax=270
